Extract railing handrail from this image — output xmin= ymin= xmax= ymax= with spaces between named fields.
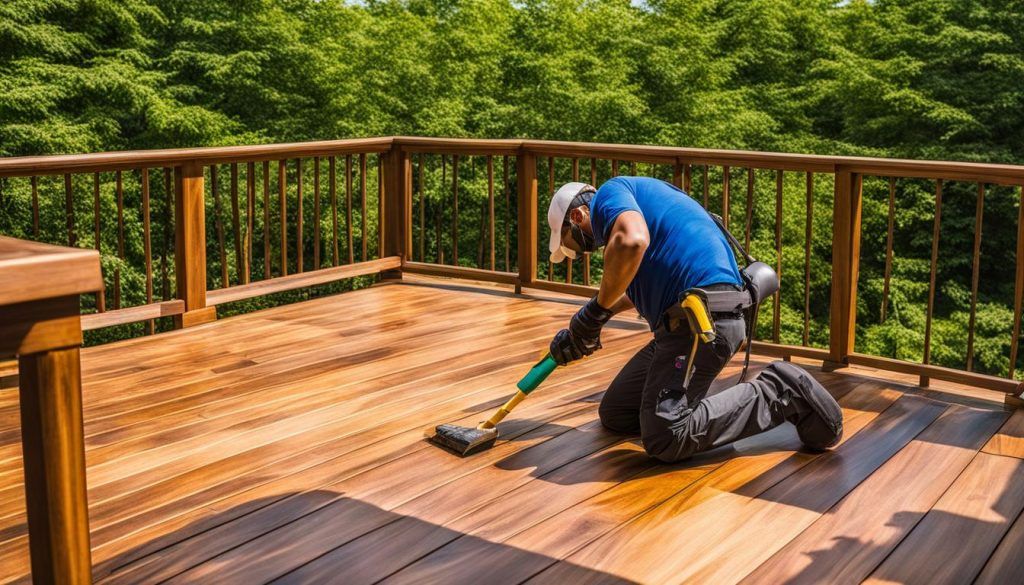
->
xmin=4 ymin=136 xmax=1024 ymax=185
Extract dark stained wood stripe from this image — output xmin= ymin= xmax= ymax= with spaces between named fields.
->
xmin=865 ymin=452 xmax=1024 ymax=585
xmin=360 ymin=153 xmax=368 ymax=262
xmin=742 ymin=405 xmax=1007 ymax=584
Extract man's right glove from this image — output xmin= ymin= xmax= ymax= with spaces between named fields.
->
xmin=549 ymin=297 xmax=614 ymax=366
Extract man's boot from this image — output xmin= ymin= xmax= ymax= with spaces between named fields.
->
xmin=758 ymin=361 xmax=843 ymax=450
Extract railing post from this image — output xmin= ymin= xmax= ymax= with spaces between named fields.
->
xmin=828 ymin=169 xmax=863 ymax=366
xmin=516 ymin=150 xmax=538 ymax=294
xmin=173 ymin=161 xmax=216 ymax=328
xmin=382 ymin=144 xmax=412 ymax=279
xmin=0 ymin=237 xmax=102 ymax=585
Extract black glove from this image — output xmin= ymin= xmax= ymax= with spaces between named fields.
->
xmin=549 ymin=297 xmax=614 ymax=365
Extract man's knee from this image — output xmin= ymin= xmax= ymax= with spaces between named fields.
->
xmin=640 ymin=414 xmax=700 ymax=463
xmin=598 ymin=401 xmax=641 ymax=435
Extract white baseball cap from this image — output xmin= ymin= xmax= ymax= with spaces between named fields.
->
xmin=548 ymin=182 xmax=596 ymax=263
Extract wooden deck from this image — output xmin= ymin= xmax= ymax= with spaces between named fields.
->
xmin=1 ymin=276 xmax=1024 ymax=584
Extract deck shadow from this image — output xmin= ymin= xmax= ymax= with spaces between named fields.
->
xmin=94 ymin=492 xmax=639 ymax=585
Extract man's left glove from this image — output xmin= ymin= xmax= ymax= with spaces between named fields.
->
xmin=549 ymin=297 xmax=614 ymax=365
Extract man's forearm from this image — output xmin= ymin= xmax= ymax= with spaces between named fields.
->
xmin=596 ymin=237 xmax=646 ymax=309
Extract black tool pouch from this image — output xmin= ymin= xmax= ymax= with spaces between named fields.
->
xmin=707 ymin=214 xmax=781 ymax=381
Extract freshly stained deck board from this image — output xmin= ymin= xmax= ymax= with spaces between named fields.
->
xmin=983 ymin=408 xmax=1024 ymax=459
xmin=0 ymin=277 xmax=1016 ymax=584
xmin=864 ymin=451 xmax=1024 ymax=585
xmin=741 ymin=405 xmax=1009 ymax=584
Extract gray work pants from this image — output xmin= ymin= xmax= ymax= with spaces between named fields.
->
xmin=598 ymin=316 xmax=811 ymax=462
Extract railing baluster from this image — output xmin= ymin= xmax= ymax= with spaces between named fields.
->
xmin=548 ymin=156 xmax=554 ymax=281
xmin=569 ymin=157 xmax=578 ymax=284
xmin=488 ymin=155 xmax=495 ymax=271
xmin=346 ymin=154 xmax=354 ymax=264
xmin=451 ymin=154 xmax=459 ymax=266
xmin=230 ymin=163 xmax=242 ymax=283
xmin=262 ymin=161 xmax=271 ymax=278
xmin=1010 ymin=185 xmax=1024 ymax=379
xmin=438 ymin=155 xmax=445 ymax=264
xmin=418 ymin=154 xmax=425 ymax=262
xmin=378 ymin=155 xmax=384 ymax=258
xmin=966 ymin=182 xmax=984 ymax=371
xmin=612 ymin=159 xmax=619 ymax=177
xmin=296 ymin=159 xmax=303 ymax=272
xmin=142 ymin=168 xmax=154 ymax=334
xmin=162 ymin=168 xmax=172 ymax=300
xmin=517 ymin=151 xmax=538 ymax=290
xmin=278 ymin=160 xmax=287 ymax=276
xmin=212 ymin=166 xmax=229 ymax=287
xmin=703 ymin=165 xmax=709 ymax=208
xmin=31 ymin=176 xmax=40 ymax=237
xmin=245 ymin=161 xmax=255 ymax=284
xmin=314 ymin=158 xmax=322 ymax=269
xmin=804 ymin=172 xmax=813 ymax=346
xmin=360 ymin=153 xmax=368 ymax=262
xmin=774 ymin=169 xmax=783 ymax=343
xmin=504 ymin=155 xmax=511 ymax=271
xmin=921 ymin=179 xmax=943 ymax=386
xmin=630 ymin=161 xmax=637 ymax=176
xmin=590 ymin=157 xmax=597 ymax=186
xmin=745 ymin=167 xmax=754 ymax=251
xmin=722 ymin=165 xmax=730 ymax=230
xmin=65 ymin=173 xmax=75 ymax=247
xmin=673 ymin=162 xmax=682 ymax=189
xmin=115 ymin=170 xmax=124 ymax=310
xmin=684 ymin=163 xmax=692 ymax=193
xmin=329 ymin=157 xmax=338 ymax=267
xmin=881 ymin=177 xmax=896 ymax=322
xmin=92 ymin=173 xmax=105 ymax=312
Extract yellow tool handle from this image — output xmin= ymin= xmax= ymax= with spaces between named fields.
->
xmin=682 ymin=294 xmax=716 ymax=343
xmin=479 ymin=390 xmax=528 ymax=430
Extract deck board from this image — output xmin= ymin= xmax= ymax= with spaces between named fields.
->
xmin=0 ymin=277 xmax=1016 ymax=584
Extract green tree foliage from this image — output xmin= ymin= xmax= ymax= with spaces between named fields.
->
xmin=2 ymin=0 xmax=1023 ymax=376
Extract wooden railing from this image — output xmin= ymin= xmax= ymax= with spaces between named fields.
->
xmin=3 ymin=137 xmax=1024 ymax=403
xmin=0 ymin=237 xmax=100 ymax=584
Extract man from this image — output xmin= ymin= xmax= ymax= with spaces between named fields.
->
xmin=547 ymin=177 xmax=843 ymax=462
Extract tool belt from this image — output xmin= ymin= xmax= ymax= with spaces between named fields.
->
xmin=662 ymin=212 xmax=781 ymax=386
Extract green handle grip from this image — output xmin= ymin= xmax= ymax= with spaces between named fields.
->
xmin=516 ymin=354 xmax=558 ymax=394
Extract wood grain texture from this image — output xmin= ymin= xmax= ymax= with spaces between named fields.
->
xmin=742 ymin=405 xmax=1008 ymax=584
xmin=983 ymin=408 xmax=1024 ymax=459
xmin=0 ymin=275 xmax=1015 ymax=584
xmin=0 ymin=237 xmax=102 ymax=306
xmin=865 ymin=452 xmax=1024 ymax=585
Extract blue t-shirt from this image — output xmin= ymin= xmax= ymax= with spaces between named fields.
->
xmin=590 ymin=176 xmax=743 ymax=330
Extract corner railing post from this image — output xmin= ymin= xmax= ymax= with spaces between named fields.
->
xmin=173 ymin=161 xmax=215 ymax=328
xmin=382 ymin=143 xmax=412 ymax=279
xmin=516 ymin=149 xmax=538 ymax=294
xmin=828 ymin=168 xmax=863 ymax=366
xmin=0 ymin=237 xmax=102 ymax=584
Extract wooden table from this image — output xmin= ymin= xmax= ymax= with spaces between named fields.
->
xmin=0 ymin=236 xmax=101 ymax=584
